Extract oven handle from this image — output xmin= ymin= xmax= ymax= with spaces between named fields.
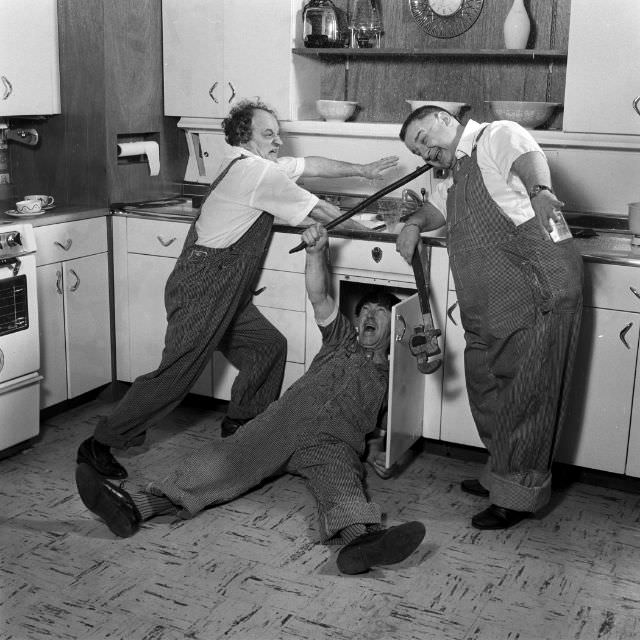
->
xmin=0 ymin=257 xmax=22 ymax=276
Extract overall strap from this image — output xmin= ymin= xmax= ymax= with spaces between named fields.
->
xmin=204 ymin=154 xmax=247 ymax=199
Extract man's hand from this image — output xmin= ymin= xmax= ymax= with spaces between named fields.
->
xmin=302 ymin=223 xmax=329 ymax=254
xmin=396 ymin=223 xmax=421 ymax=264
xmin=530 ymin=189 xmax=565 ymax=233
xmin=360 ymin=155 xmax=400 ymax=180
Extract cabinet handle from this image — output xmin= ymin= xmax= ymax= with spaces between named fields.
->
xmin=395 ymin=314 xmax=407 ymax=342
xmin=633 ymin=96 xmax=640 ymax=117
xmin=208 ymin=81 xmax=219 ymax=103
xmin=54 ymin=239 xmax=72 ymax=251
xmin=447 ymin=301 xmax=458 ymax=326
xmin=1 ymin=76 xmax=12 ymax=100
xmin=55 ymin=270 xmax=63 ymax=295
xmin=69 ymin=269 xmax=80 ymax=292
xmin=620 ymin=322 xmax=633 ymax=349
xmin=630 ymin=286 xmax=640 ymax=300
xmin=252 ymin=286 xmax=266 ymax=297
xmin=157 ymin=235 xmax=176 ymax=247
xmin=228 ymin=81 xmax=236 ymax=103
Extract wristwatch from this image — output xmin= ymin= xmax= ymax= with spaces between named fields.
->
xmin=528 ymin=184 xmax=553 ymax=199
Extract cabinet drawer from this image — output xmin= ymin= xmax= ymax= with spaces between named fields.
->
xmin=263 ymin=232 xmax=305 ymax=273
xmin=127 ymin=218 xmax=190 ymax=257
xmin=35 ymin=218 xmax=107 ymax=266
xmin=584 ymin=262 xmax=640 ymax=312
xmin=329 ymin=237 xmax=413 ymax=278
xmin=257 ymin=307 xmax=305 ymax=363
xmin=254 ymin=269 xmax=306 ymax=311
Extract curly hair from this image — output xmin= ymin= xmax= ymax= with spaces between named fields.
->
xmin=222 ymin=99 xmax=279 ymax=146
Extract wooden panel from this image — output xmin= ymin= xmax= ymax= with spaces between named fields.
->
xmin=321 ymin=0 xmax=570 ymax=125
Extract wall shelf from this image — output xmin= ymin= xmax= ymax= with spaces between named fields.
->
xmin=292 ymin=47 xmax=568 ymax=61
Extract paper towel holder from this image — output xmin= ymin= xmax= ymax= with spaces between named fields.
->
xmin=116 ymin=132 xmax=159 ymax=165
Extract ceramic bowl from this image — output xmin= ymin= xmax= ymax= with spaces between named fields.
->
xmin=405 ymin=100 xmax=469 ymax=116
xmin=316 ymin=100 xmax=358 ymax=122
xmin=486 ymin=101 xmax=561 ymax=128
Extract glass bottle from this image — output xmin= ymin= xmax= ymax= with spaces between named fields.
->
xmin=303 ymin=0 xmax=340 ymax=48
xmin=349 ymin=0 xmax=383 ymax=48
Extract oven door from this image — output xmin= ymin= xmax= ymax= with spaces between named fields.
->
xmin=0 ymin=254 xmax=39 ymax=384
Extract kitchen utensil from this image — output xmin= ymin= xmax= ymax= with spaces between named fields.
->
xmin=302 ymin=0 xmax=344 ymax=48
xmin=486 ymin=101 xmax=561 ymax=128
xmin=24 ymin=194 xmax=54 ymax=207
xmin=409 ymin=0 xmax=484 ymax=39
xmin=316 ymin=99 xmax=358 ymax=122
xmin=405 ymin=100 xmax=468 ymax=116
xmin=15 ymin=200 xmax=42 ymax=214
xmin=289 ymin=163 xmax=433 ymax=253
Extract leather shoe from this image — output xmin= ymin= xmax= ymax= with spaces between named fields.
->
xmin=461 ymin=479 xmax=490 ymax=497
xmin=77 ymin=436 xmax=128 ymax=479
xmin=75 ymin=463 xmax=141 ymax=538
xmin=471 ymin=504 xmax=531 ymax=530
xmin=336 ymin=521 xmax=426 ymax=575
xmin=221 ymin=416 xmax=248 ymax=438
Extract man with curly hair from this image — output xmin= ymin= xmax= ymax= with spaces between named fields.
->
xmin=77 ymin=99 xmax=399 ymax=480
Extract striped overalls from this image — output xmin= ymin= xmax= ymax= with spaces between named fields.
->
xmin=446 ymin=133 xmax=584 ymax=512
xmin=95 ymin=156 xmax=286 ymax=449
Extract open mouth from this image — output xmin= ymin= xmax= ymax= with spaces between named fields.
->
xmin=363 ymin=320 xmax=377 ymax=334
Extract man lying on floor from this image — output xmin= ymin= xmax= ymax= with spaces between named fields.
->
xmin=75 ymin=224 xmax=425 ymax=576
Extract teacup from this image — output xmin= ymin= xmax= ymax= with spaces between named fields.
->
xmin=25 ymin=194 xmax=54 ymax=208
xmin=16 ymin=200 xmax=43 ymax=214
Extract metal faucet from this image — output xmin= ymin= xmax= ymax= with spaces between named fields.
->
xmin=402 ymin=188 xmax=423 ymax=206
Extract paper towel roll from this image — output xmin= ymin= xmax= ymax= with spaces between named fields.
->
xmin=117 ymin=141 xmax=160 ymax=176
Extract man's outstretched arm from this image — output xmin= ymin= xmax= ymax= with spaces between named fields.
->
xmin=302 ymin=224 xmax=334 ymax=324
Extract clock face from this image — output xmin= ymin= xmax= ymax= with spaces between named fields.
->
xmin=428 ymin=0 xmax=463 ymax=17
xmin=410 ymin=0 xmax=484 ymax=39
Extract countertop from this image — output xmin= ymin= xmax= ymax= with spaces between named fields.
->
xmin=2 ymin=200 xmax=639 ymax=267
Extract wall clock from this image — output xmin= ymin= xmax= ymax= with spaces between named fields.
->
xmin=409 ymin=0 xmax=484 ymax=39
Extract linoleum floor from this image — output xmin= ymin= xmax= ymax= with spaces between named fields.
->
xmin=1 ymin=399 xmax=640 ymax=640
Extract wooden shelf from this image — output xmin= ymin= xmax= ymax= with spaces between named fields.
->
xmin=292 ymin=47 xmax=567 ymax=60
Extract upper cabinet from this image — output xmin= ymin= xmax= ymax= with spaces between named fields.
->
xmin=0 ymin=0 xmax=60 ymax=116
xmin=162 ymin=0 xmax=320 ymax=120
xmin=564 ymin=0 xmax=640 ymax=135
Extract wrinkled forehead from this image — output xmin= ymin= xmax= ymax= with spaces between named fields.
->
xmin=251 ymin=109 xmax=279 ymax=134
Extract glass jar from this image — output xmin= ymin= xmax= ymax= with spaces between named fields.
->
xmin=303 ymin=0 xmax=342 ymax=48
xmin=349 ymin=0 xmax=383 ymax=48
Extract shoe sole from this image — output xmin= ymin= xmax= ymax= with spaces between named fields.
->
xmin=75 ymin=463 xmax=138 ymax=538
xmin=337 ymin=521 xmax=426 ymax=575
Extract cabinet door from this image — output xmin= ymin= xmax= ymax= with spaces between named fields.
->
xmin=0 ymin=0 xmax=60 ymax=116
xmin=440 ymin=294 xmax=483 ymax=448
xmin=223 ymin=0 xmax=293 ymax=119
xmin=564 ymin=0 xmax=640 ymax=135
xmin=36 ymin=263 xmax=67 ymax=408
xmin=64 ymin=254 xmax=112 ymax=399
xmin=557 ymin=307 xmax=638 ymax=473
xmin=386 ymin=293 xmax=426 ymax=467
xmin=162 ymin=0 xmax=225 ymax=117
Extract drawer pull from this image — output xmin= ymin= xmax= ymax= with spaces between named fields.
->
xmin=447 ymin=301 xmax=458 ymax=326
xmin=208 ymin=81 xmax=219 ymax=103
xmin=157 ymin=235 xmax=177 ymax=247
xmin=69 ymin=269 xmax=80 ymax=292
xmin=252 ymin=286 xmax=266 ymax=297
xmin=620 ymin=322 xmax=633 ymax=349
xmin=631 ymin=286 xmax=640 ymax=300
xmin=54 ymin=239 xmax=72 ymax=251
xmin=55 ymin=270 xmax=63 ymax=295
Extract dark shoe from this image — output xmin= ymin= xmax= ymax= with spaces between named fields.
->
xmin=336 ymin=521 xmax=426 ymax=575
xmin=75 ymin=463 xmax=141 ymax=538
xmin=221 ymin=416 xmax=247 ymax=438
xmin=77 ymin=436 xmax=128 ymax=479
xmin=471 ymin=504 xmax=531 ymax=530
xmin=461 ymin=478 xmax=490 ymax=497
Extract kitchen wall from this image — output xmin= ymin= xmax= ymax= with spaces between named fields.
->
xmin=321 ymin=0 xmax=569 ymax=126
xmin=9 ymin=0 xmax=187 ymax=207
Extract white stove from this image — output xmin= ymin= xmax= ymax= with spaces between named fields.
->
xmin=0 ymin=221 xmax=41 ymax=455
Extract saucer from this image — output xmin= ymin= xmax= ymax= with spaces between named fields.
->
xmin=43 ymin=204 xmax=56 ymax=210
xmin=5 ymin=209 xmax=46 ymax=217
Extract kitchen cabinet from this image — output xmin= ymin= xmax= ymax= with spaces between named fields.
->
xmin=564 ymin=0 xmax=640 ymax=135
xmin=35 ymin=218 xmax=111 ymax=408
xmin=0 ymin=0 xmax=60 ymax=116
xmin=162 ymin=0 xmax=317 ymax=120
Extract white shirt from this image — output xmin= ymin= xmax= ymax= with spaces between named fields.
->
xmin=195 ymin=146 xmax=319 ymax=248
xmin=429 ymin=119 xmax=544 ymax=226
